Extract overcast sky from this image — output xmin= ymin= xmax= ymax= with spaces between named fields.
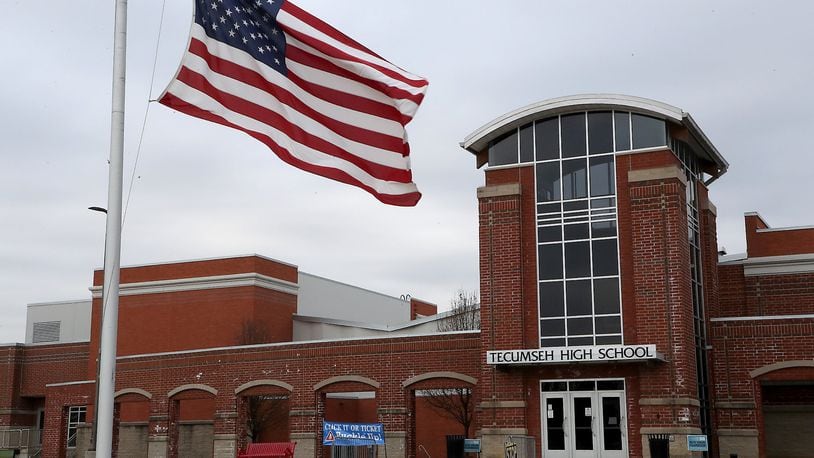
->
xmin=1 ymin=1 xmax=812 ymax=343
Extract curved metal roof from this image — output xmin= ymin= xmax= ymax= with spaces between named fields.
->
xmin=460 ymin=94 xmax=728 ymax=178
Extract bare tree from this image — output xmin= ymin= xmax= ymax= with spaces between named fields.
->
xmin=437 ymin=289 xmax=480 ymax=332
xmin=245 ymin=395 xmax=289 ymax=442
xmin=418 ymin=388 xmax=473 ymax=437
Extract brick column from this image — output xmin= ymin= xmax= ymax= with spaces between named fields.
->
xmin=289 ymin=391 xmax=318 ymax=458
xmin=213 ymin=394 xmax=238 ymax=458
xmin=147 ymin=396 xmax=169 ymax=458
xmin=624 ymin=163 xmax=702 ymax=457
xmin=477 ymin=182 xmax=528 ymax=455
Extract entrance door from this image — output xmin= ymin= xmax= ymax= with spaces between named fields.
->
xmin=542 ymin=394 xmax=569 ymax=458
xmin=541 ymin=383 xmax=627 ymax=458
xmin=597 ymin=393 xmax=625 ymax=458
xmin=571 ymin=394 xmax=595 ymax=458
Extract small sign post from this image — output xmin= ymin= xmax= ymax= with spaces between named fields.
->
xmin=687 ymin=435 xmax=708 ymax=452
xmin=464 ymin=439 xmax=481 ymax=454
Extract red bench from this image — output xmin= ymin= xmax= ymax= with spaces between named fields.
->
xmin=238 ymin=442 xmax=297 ymax=458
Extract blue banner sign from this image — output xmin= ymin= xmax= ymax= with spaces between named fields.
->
xmin=687 ymin=435 xmax=708 ymax=451
xmin=323 ymin=421 xmax=385 ymax=446
xmin=464 ymin=439 xmax=481 ymax=453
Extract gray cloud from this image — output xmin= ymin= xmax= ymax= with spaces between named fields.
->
xmin=1 ymin=0 xmax=812 ymax=342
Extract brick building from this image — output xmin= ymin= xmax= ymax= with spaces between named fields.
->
xmin=1 ymin=94 xmax=813 ymax=458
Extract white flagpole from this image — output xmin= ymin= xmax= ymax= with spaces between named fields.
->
xmin=96 ymin=0 xmax=127 ymax=455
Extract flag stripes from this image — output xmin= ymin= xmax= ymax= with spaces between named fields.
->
xmin=160 ymin=0 xmax=427 ymax=206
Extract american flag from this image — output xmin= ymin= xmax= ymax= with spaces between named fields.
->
xmin=160 ymin=0 xmax=428 ymax=206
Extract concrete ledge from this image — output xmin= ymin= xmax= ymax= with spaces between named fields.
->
xmin=291 ymin=432 xmax=317 ymax=439
xmin=402 ymin=371 xmax=477 ymax=388
xmin=477 ymin=184 xmax=521 ymax=199
xmin=640 ymin=427 xmax=702 ymax=435
xmin=702 ymin=200 xmax=717 ymax=216
xmin=627 ymin=165 xmax=687 ymax=185
xmin=479 ymin=428 xmax=528 ymax=435
xmin=378 ymin=407 xmax=407 ymax=415
xmin=214 ymin=434 xmax=237 ymax=440
xmin=147 ymin=435 xmax=169 ymax=442
xmin=167 ymin=383 xmax=218 ymax=398
xmin=214 ymin=411 xmax=238 ymax=419
xmin=478 ymin=400 xmax=526 ymax=409
xmin=751 ymin=360 xmax=814 ymax=378
xmin=289 ymin=409 xmax=316 ymax=417
xmin=235 ymin=379 xmax=294 ymax=394
xmin=717 ymin=429 xmax=758 ymax=437
xmin=114 ymin=388 xmax=153 ymax=399
xmin=313 ymin=375 xmax=380 ymax=391
xmin=639 ymin=397 xmax=700 ymax=407
xmin=384 ymin=431 xmax=407 ymax=438
xmin=716 ymin=401 xmax=756 ymax=409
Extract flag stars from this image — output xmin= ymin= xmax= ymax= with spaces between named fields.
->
xmin=226 ymin=8 xmax=232 ymax=16
xmin=228 ymin=30 xmax=236 ymax=37
xmin=211 ymin=2 xmax=217 ymax=9
xmin=242 ymin=37 xmax=248 ymax=44
xmin=258 ymin=47 xmax=265 ymax=54
xmin=220 ymin=16 xmax=226 ymax=23
xmin=271 ymin=28 xmax=279 ymax=35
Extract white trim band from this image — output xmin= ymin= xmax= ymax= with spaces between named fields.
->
xmin=90 ymin=272 xmax=299 ymax=298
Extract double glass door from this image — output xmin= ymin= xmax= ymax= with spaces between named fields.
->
xmin=542 ymin=381 xmax=626 ymax=458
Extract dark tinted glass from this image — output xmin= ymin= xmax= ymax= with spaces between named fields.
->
xmin=565 ymin=241 xmax=590 ymax=278
xmin=488 ymin=130 xmax=518 ymax=166
xmin=545 ymin=400 xmax=566 ymax=449
xmin=593 ymin=278 xmax=620 ymax=314
xmin=595 ymin=335 xmax=622 ymax=345
xmin=602 ymin=396 xmax=623 ymax=450
xmin=540 ymin=281 xmax=565 ymax=317
xmin=535 ymin=118 xmax=559 ymax=160
xmin=595 ymin=316 xmax=621 ymax=334
xmin=614 ymin=112 xmax=630 ymax=151
xmin=562 ymin=159 xmax=588 ymax=200
xmin=564 ymin=223 xmax=589 ymax=240
xmin=519 ymin=123 xmax=534 ymax=163
xmin=536 ymin=162 xmax=561 ymax=202
xmin=592 ymin=239 xmax=619 ymax=276
xmin=573 ymin=396 xmax=593 ymax=449
xmin=541 ymin=319 xmax=565 ymax=337
xmin=563 ymin=200 xmax=588 ymax=211
xmin=631 ymin=114 xmax=666 ymax=149
xmin=588 ymin=112 xmax=613 ymax=154
xmin=569 ymin=381 xmax=596 ymax=391
xmin=538 ymin=226 xmax=561 ymax=243
xmin=589 ymin=155 xmax=615 ymax=197
xmin=597 ymin=380 xmax=624 ymax=390
xmin=568 ymin=317 xmax=593 ymax=335
xmin=541 ymin=338 xmax=566 ymax=347
xmin=539 ymin=202 xmax=561 ymax=214
xmin=566 ymin=280 xmax=592 ymax=316
xmin=561 ymin=113 xmax=586 ymax=158
xmin=591 ymin=221 xmax=617 ymax=238
xmin=591 ymin=197 xmax=615 ymax=209
xmin=542 ymin=382 xmax=568 ymax=392
xmin=539 ymin=244 xmax=563 ymax=280
xmin=568 ymin=336 xmax=594 ymax=346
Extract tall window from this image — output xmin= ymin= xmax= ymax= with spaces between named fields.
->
xmin=487 ymin=110 xmax=667 ymax=347
xmin=67 ymin=406 xmax=86 ymax=448
xmin=673 ymin=139 xmax=712 ymax=440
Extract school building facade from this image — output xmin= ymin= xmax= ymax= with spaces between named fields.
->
xmin=1 ymin=94 xmax=813 ymax=458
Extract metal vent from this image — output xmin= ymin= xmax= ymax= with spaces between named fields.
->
xmin=32 ymin=321 xmax=61 ymax=343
